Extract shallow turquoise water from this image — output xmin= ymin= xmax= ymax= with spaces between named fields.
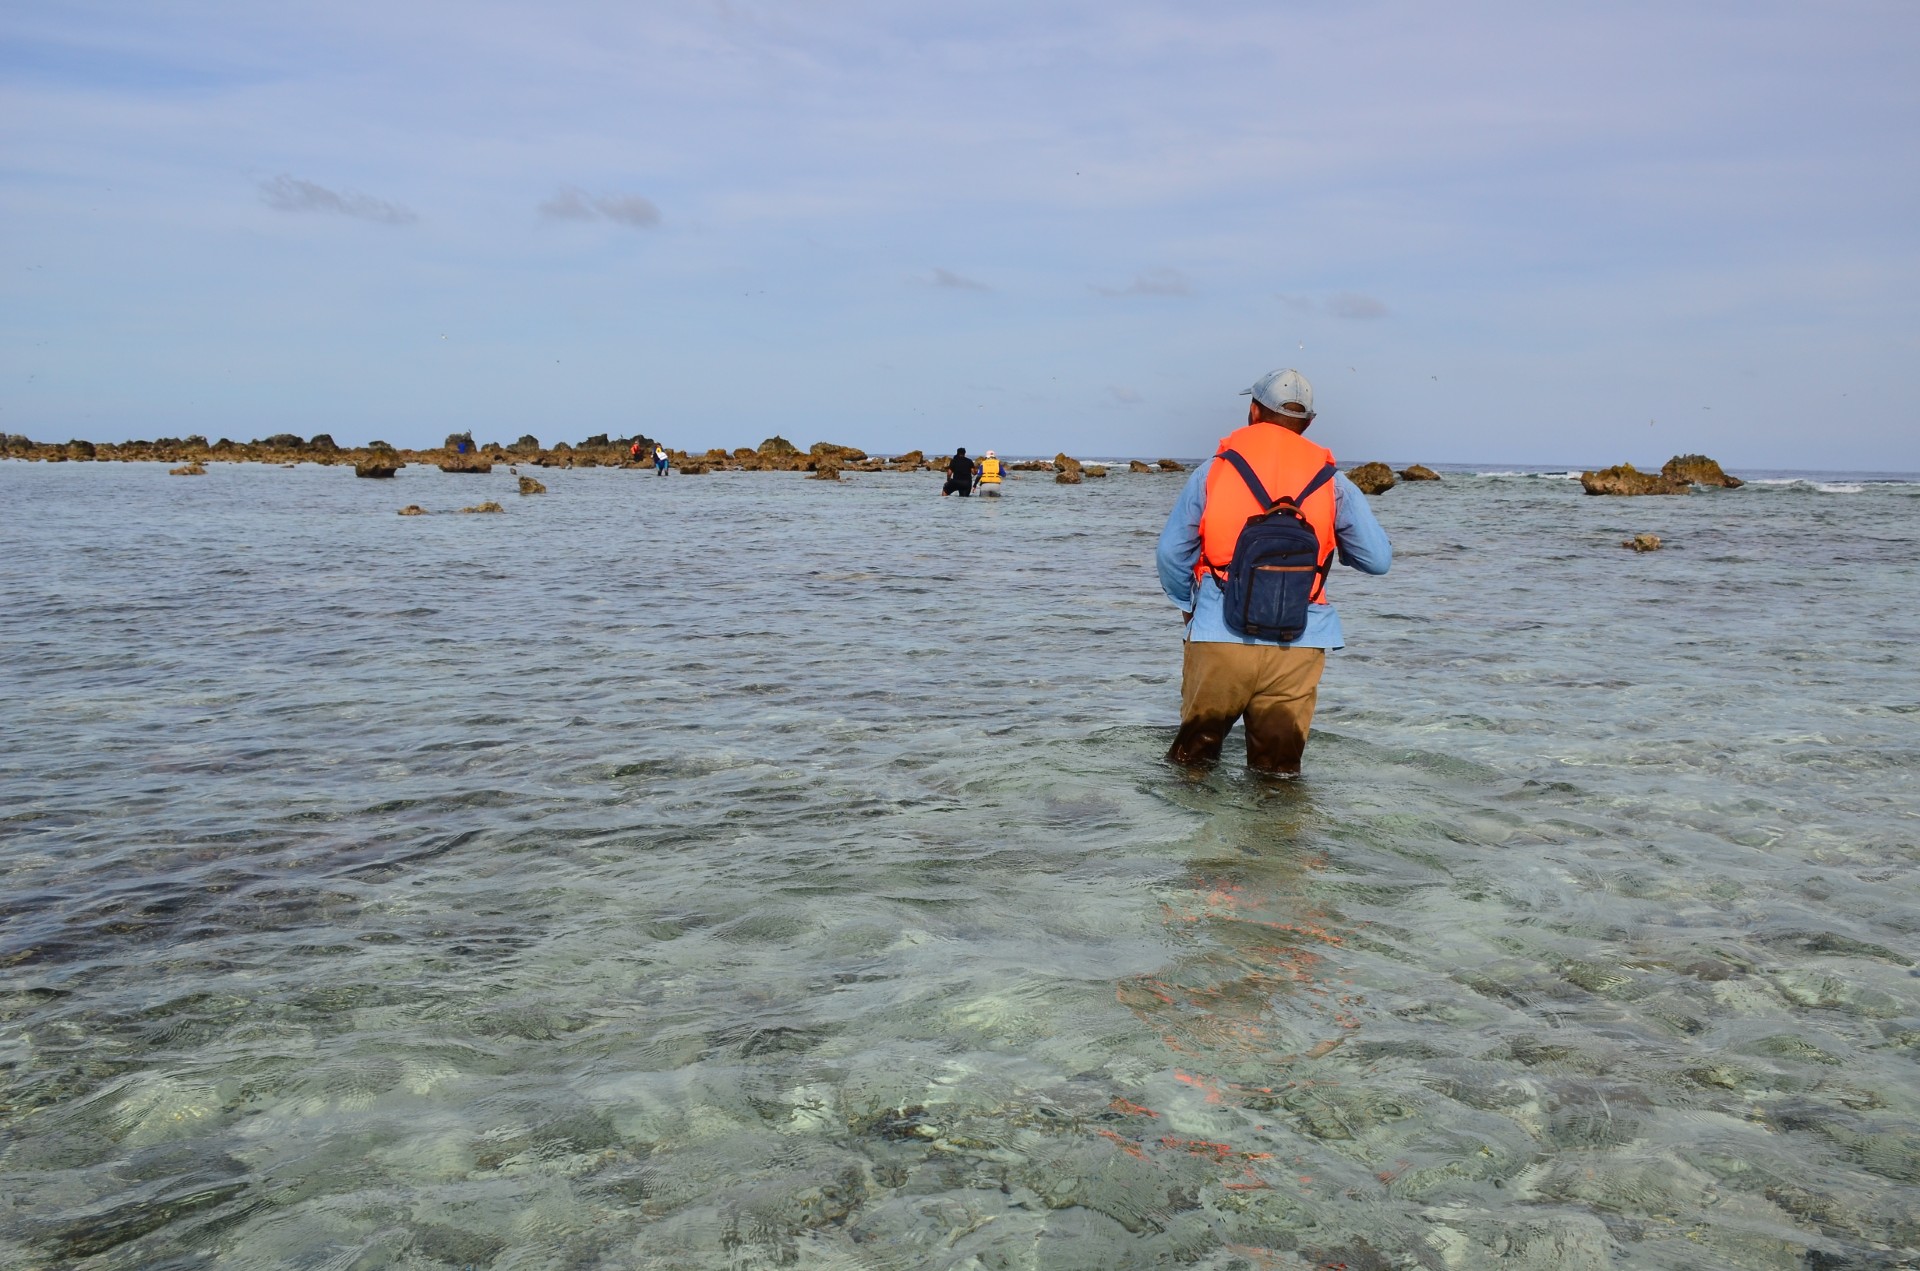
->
xmin=1 ymin=460 xmax=1916 ymax=1269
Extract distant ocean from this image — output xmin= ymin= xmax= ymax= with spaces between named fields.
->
xmin=1058 ymin=458 xmax=1920 ymax=490
xmin=3 ymin=459 xmax=1915 ymax=1268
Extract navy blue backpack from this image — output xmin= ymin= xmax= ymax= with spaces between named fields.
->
xmin=1214 ymin=450 xmax=1337 ymax=641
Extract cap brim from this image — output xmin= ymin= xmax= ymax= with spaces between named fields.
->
xmin=1238 ymin=387 xmax=1254 ymax=395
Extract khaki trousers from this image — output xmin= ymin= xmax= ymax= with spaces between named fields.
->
xmin=1168 ymin=641 xmax=1327 ymax=774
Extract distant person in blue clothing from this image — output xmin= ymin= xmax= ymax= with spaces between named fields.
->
xmin=1155 ymin=369 xmax=1392 ymax=774
xmin=654 ymin=444 xmax=670 ymax=476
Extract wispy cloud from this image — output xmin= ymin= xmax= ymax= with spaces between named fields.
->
xmin=1326 ymin=291 xmax=1389 ymax=320
xmin=540 ymin=186 xmax=661 ymax=227
xmin=1274 ymin=291 xmax=1390 ymax=319
xmin=1108 ymin=385 xmax=1142 ymax=404
xmin=1094 ymin=268 xmax=1190 ymax=297
xmin=538 ymin=187 xmax=596 ymax=220
xmin=259 ymin=175 xmax=416 ymax=225
xmin=929 ymin=267 xmax=989 ymax=291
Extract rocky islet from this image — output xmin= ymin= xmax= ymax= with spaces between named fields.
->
xmin=3 ymin=431 xmax=1741 ymax=509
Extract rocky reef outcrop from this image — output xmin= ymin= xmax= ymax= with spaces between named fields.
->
xmin=1400 ymin=464 xmax=1441 ymax=481
xmin=518 ymin=476 xmax=546 ymax=495
xmin=1622 ymin=533 xmax=1663 ymax=552
xmin=1580 ymin=464 xmax=1688 ymax=496
xmin=5 ymin=429 xmax=1221 ymax=485
xmin=2 ymin=429 xmax=665 ymax=474
xmin=1345 ymin=462 xmax=1397 ymax=494
xmin=438 ymin=433 xmax=493 ymax=475
xmin=1661 ymin=454 xmax=1743 ymax=488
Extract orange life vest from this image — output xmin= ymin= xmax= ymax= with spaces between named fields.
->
xmin=1196 ymin=424 xmax=1338 ymax=604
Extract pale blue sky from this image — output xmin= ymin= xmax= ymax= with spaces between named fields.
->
xmin=4 ymin=1 xmax=1916 ymax=467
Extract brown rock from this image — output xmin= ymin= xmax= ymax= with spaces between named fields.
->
xmin=518 ymin=475 xmax=546 ymax=495
xmin=1623 ymin=533 xmax=1663 ymax=552
xmin=678 ymin=462 xmax=710 ymax=475
xmin=1580 ymin=464 xmax=1689 ymax=496
xmin=1399 ymin=464 xmax=1441 ymax=481
xmin=1345 ymin=461 xmax=1397 ymax=495
xmin=1661 ymin=454 xmax=1743 ymax=488
xmin=890 ymin=449 xmax=925 ymax=468
xmin=1053 ymin=452 xmax=1083 ymax=473
xmin=438 ymin=454 xmax=494 ymax=474
xmin=1085 ymin=465 xmax=1108 ymax=478
xmin=758 ymin=435 xmax=799 ymax=456
xmin=398 ymin=505 xmax=428 ymax=516
xmin=1129 ymin=460 xmax=1153 ymax=473
xmin=1055 ymin=468 xmax=1083 ymax=485
xmin=169 ymin=463 xmax=206 ymax=476
xmin=1155 ymin=458 xmax=1185 ymax=472
xmin=808 ymin=456 xmax=844 ymax=480
xmin=460 ymin=501 xmax=504 ymax=514
xmin=355 ymin=459 xmax=400 ymax=478
xmin=809 ymin=441 xmax=866 ymax=462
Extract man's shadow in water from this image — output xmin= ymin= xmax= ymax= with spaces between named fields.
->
xmin=1127 ymin=722 xmax=1358 ymax=1060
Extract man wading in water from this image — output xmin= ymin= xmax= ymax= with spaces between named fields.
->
xmin=1155 ymin=369 xmax=1392 ymax=774
xmin=942 ymin=447 xmax=975 ymax=497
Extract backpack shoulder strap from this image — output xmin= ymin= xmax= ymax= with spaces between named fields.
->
xmin=1294 ymin=461 xmax=1337 ymax=505
xmin=1218 ymin=449 xmax=1275 ymax=510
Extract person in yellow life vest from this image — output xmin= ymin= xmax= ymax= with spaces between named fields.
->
xmin=976 ymin=450 xmax=1005 ymax=496
xmin=1154 ymin=369 xmax=1393 ymax=774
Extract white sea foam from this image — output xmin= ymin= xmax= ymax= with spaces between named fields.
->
xmin=1746 ymin=478 xmax=1866 ymax=493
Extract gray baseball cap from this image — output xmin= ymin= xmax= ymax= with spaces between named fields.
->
xmin=1240 ymin=368 xmax=1314 ymax=417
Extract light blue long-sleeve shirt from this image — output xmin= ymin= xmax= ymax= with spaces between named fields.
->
xmin=1156 ymin=461 xmax=1392 ymax=649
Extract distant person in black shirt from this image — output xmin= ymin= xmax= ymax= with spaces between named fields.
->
xmin=943 ymin=447 xmax=975 ymax=497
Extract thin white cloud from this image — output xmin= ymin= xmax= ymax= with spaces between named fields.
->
xmin=538 ymin=187 xmax=597 ymax=220
xmin=540 ymin=186 xmax=661 ymax=227
xmin=1109 ymin=384 xmax=1142 ymax=404
xmin=596 ymin=194 xmax=661 ymax=227
xmin=929 ymin=267 xmax=989 ymax=291
xmin=1326 ymin=292 xmax=1389 ymax=320
xmin=1094 ymin=268 xmax=1189 ymax=297
xmin=258 ymin=175 xmax=416 ymax=225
